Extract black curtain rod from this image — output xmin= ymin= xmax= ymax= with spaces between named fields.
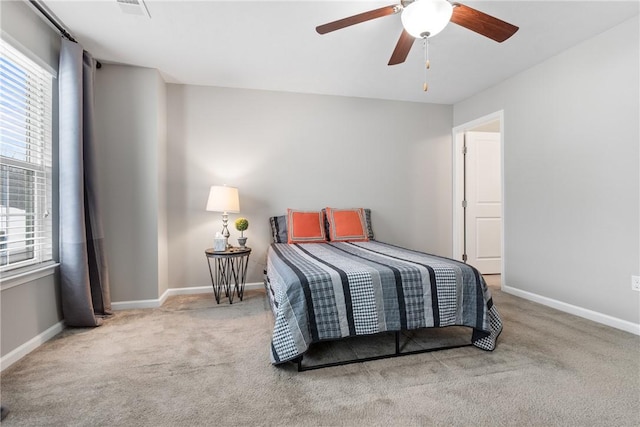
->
xmin=28 ymin=0 xmax=102 ymax=68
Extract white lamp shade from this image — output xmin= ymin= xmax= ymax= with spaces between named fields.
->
xmin=401 ymin=0 xmax=453 ymax=39
xmin=206 ymin=185 xmax=240 ymax=213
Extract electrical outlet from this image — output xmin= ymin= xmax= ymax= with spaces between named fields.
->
xmin=632 ymin=276 xmax=640 ymax=292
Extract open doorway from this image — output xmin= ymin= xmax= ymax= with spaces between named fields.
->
xmin=452 ymin=111 xmax=504 ymax=288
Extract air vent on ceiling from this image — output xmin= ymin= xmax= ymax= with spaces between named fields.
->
xmin=116 ymin=0 xmax=151 ymax=18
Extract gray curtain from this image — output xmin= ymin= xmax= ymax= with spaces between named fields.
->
xmin=59 ymin=39 xmax=111 ymax=327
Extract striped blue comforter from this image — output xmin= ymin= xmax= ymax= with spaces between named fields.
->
xmin=266 ymin=241 xmax=502 ymax=364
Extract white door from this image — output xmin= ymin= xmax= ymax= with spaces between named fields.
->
xmin=465 ymin=131 xmax=502 ymax=274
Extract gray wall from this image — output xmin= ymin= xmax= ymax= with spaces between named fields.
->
xmin=0 ymin=0 xmax=62 ymax=359
xmin=166 ymin=85 xmax=453 ymax=287
xmin=1 ymin=275 xmax=62 ymax=357
xmin=94 ymin=65 xmax=168 ymax=302
xmin=454 ymin=16 xmax=640 ymax=324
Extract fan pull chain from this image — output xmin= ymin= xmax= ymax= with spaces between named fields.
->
xmin=423 ymin=36 xmax=430 ymax=92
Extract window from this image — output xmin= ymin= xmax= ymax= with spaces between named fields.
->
xmin=0 ymin=39 xmax=53 ymax=273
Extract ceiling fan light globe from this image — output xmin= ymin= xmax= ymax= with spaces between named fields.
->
xmin=401 ymin=0 xmax=453 ymax=38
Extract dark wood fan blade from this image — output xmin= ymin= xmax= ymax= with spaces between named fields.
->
xmin=388 ymin=29 xmax=415 ymax=65
xmin=316 ymin=4 xmax=399 ymax=34
xmin=450 ymin=3 xmax=519 ymax=42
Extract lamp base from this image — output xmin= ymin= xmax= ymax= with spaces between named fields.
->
xmin=221 ymin=212 xmax=231 ymax=249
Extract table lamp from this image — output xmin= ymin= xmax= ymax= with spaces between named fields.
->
xmin=206 ymin=185 xmax=240 ymax=249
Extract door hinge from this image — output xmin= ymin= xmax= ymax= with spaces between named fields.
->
xmin=462 ymin=200 xmax=467 ymax=208
xmin=463 ymin=145 xmax=468 ymax=155
xmin=462 ymin=254 xmax=468 ymax=262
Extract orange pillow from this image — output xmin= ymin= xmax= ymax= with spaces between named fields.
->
xmin=287 ymin=209 xmax=327 ymax=243
xmin=325 ymin=208 xmax=369 ymax=242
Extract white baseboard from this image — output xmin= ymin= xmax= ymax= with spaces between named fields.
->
xmin=502 ymin=285 xmax=640 ymax=336
xmin=1 ymin=320 xmax=65 ymax=372
xmin=111 ymin=282 xmax=264 ymax=311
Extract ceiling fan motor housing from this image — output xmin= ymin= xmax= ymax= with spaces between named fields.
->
xmin=401 ymin=0 xmax=454 ymax=39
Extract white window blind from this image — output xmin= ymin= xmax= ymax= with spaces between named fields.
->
xmin=0 ymin=38 xmax=53 ymax=273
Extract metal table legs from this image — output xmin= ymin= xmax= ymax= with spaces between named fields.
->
xmin=206 ymin=253 xmax=250 ymax=304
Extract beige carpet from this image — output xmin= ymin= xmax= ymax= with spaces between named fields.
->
xmin=1 ymin=287 xmax=639 ymax=426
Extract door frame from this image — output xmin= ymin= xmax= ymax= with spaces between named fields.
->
xmin=452 ymin=110 xmax=505 ymax=282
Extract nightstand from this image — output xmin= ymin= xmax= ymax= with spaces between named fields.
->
xmin=204 ymin=247 xmax=251 ymax=304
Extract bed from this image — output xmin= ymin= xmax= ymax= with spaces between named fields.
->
xmin=265 ymin=231 xmax=502 ymax=370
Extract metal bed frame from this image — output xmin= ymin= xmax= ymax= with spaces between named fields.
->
xmin=293 ymin=330 xmax=472 ymax=372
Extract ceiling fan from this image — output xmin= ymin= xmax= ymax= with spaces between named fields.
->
xmin=316 ymin=0 xmax=519 ymax=66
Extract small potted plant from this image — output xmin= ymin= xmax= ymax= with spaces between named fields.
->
xmin=235 ymin=217 xmax=249 ymax=248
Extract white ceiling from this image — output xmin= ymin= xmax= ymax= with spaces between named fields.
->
xmin=40 ymin=0 xmax=639 ymax=104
